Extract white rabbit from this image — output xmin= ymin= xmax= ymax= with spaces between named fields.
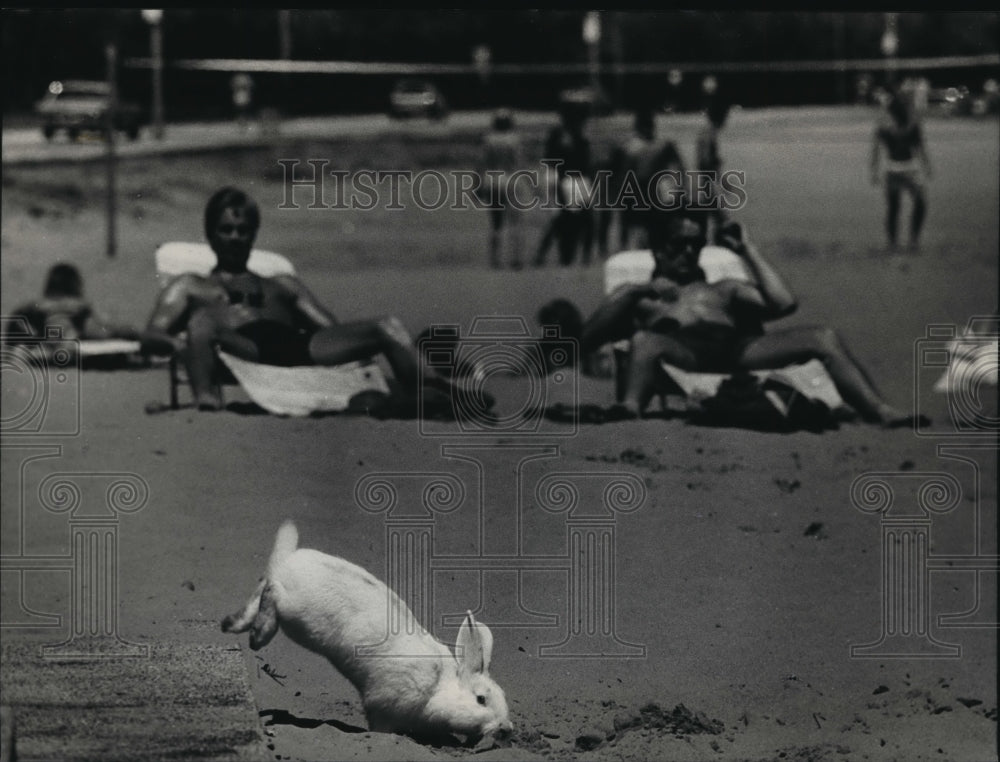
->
xmin=222 ymin=521 xmax=512 ymax=741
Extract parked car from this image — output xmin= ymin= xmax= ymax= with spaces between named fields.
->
xmin=558 ymin=85 xmax=613 ymax=117
xmin=35 ymin=80 xmax=144 ymax=141
xmin=388 ymin=79 xmax=448 ymax=120
xmin=927 ymin=85 xmax=972 ymax=116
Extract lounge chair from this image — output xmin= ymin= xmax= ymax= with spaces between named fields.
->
xmin=154 ymin=242 xmax=389 ymax=415
xmin=602 ymin=245 xmax=844 ymax=412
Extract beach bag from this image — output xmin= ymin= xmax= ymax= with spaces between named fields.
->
xmin=692 ymin=371 xmax=836 ymax=433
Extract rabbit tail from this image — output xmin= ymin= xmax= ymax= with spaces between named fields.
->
xmin=267 ymin=520 xmax=299 ymax=577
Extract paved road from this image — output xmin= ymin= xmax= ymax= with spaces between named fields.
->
xmin=4 ymin=106 xmax=899 ymax=167
xmin=1 ymin=110 xmax=565 ymax=166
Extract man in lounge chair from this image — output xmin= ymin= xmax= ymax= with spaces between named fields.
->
xmin=141 ymin=186 xmax=488 ymax=414
xmin=580 ymin=214 xmax=927 ymax=427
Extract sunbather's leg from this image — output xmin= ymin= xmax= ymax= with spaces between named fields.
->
xmin=309 ymin=318 xmax=419 ymax=386
xmin=185 ymin=309 xmax=258 ymax=410
xmin=622 ymin=330 xmax=698 ymax=417
xmin=737 ymin=326 xmax=925 ymax=427
xmin=309 ymin=317 xmax=492 ymax=410
xmin=581 ymin=286 xmax=647 ymax=355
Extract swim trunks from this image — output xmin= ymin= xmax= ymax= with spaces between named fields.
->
xmin=235 ymin=320 xmax=313 ymax=367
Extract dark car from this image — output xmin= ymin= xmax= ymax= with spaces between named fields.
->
xmin=388 ymin=79 xmax=448 ymax=120
xmin=558 ymin=85 xmax=613 ymax=117
xmin=35 ymin=80 xmax=144 ymax=141
xmin=927 ymin=85 xmax=972 ymax=116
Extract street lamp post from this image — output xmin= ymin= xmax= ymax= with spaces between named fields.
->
xmin=278 ymin=9 xmax=292 ymax=113
xmin=105 ymin=44 xmax=118 ymax=259
xmin=141 ymin=9 xmax=164 ymax=140
xmin=472 ymin=44 xmax=491 ymax=107
xmin=582 ymin=12 xmax=601 ymax=99
xmin=881 ymin=12 xmax=899 ymax=87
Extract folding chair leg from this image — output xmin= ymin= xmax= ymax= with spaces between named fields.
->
xmin=169 ymin=355 xmax=180 ymax=410
xmin=613 ymin=347 xmax=629 ymax=404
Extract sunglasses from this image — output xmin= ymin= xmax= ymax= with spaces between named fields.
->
xmin=667 ymin=235 xmax=706 ymax=249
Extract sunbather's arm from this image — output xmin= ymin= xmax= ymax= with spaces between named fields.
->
xmin=273 ymin=274 xmax=339 ymax=330
xmin=581 ymin=283 xmax=655 ymax=353
xmin=729 ymin=231 xmax=797 ymax=319
xmin=81 ymin=310 xmax=140 ymax=341
xmin=140 ymin=276 xmax=194 ymax=355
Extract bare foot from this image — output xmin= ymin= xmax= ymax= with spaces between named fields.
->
xmin=195 ymin=393 xmax=223 ymax=412
xmin=876 ymin=405 xmax=930 ymax=429
xmin=430 ymin=377 xmax=495 ymax=413
xmin=605 ymin=403 xmax=639 ymax=422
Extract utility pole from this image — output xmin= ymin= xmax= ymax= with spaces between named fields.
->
xmin=279 ymin=10 xmax=292 ymax=115
xmin=881 ymin=12 xmax=899 ymax=88
xmin=279 ymin=9 xmax=292 ymax=59
xmin=608 ymin=12 xmax=624 ymax=111
xmin=583 ymin=12 xmax=601 ymax=100
xmin=141 ymin=10 xmax=165 ymax=139
xmin=105 ymin=44 xmax=118 ymax=259
xmin=833 ymin=12 xmax=847 ymax=104
xmin=473 ymin=44 xmax=492 ymax=107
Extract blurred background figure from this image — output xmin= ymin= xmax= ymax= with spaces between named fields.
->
xmin=855 ymin=73 xmax=874 ymax=105
xmin=693 ymin=81 xmax=732 ymax=242
xmin=599 ymin=106 xmax=687 ymax=255
xmin=664 ymin=69 xmax=684 ymax=113
xmin=981 ymin=78 xmax=1000 ymax=115
xmin=479 ymin=108 xmax=527 ymax=269
xmin=533 ymin=94 xmax=594 ymax=268
xmin=231 ymin=72 xmax=255 ymax=132
xmin=600 ymin=106 xmax=653 ymax=254
xmin=6 ymin=262 xmax=139 ymax=349
xmin=870 ymin=87 xmax=932 ymax=251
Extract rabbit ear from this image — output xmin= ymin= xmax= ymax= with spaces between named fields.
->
xmin=456 ymin=610 xmax=493 ymax=675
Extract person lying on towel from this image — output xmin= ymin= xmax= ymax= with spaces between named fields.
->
xmin=6 ymin=262 xmax=139 ymax=352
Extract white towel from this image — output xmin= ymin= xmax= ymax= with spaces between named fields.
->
xmin=217 ymin=352 xmax=389 ymax=416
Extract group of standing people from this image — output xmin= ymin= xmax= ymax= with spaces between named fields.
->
xmin=482 ymin=79 xmax=931 ymax=269
xmin=480 ymin=92 xmax=732 ymax=270
xmin=479 ymin=96 xmax=598 ymax=269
